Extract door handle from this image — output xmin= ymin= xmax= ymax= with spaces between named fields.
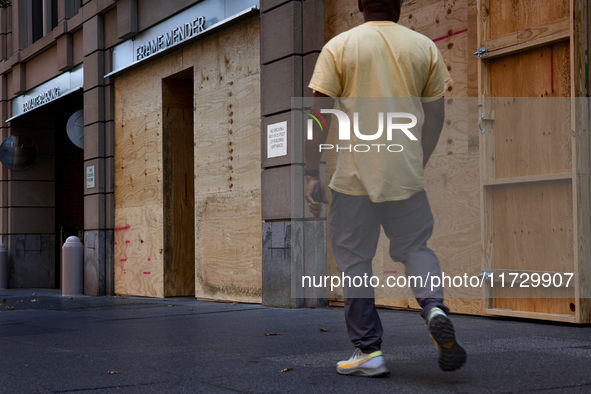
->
xmin=479 ymin=113 xmax=486 ymax=134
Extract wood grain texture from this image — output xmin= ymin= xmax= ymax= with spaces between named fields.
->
xmin=467 ymin=0 xmax=478 ymax=97
xmin=571 ymin=0 xmax=590 ymax=323
xmin=482 ymin=18 xmax=570 ymax=56
xmin=114 ymin=110 xmax=163 ymax=210
xmin=492 ymin=181 xmax=574 ymax=273
xmin=492 ymin=98 xmax=572 ymax=178
xmin=490 ymin=42 xmax=571 ymax=98
xmin=191 ymin=17 xmax=262 ymax=302
xmin=163 ymin=105 xmax=195 ymax=297
xmin=195 ymin=191 xmax=262 ymax=303
xmin=489 ymin=0 xmax=569 ymax=39
xmin=114 ymin=204 xmax=164 ymax=297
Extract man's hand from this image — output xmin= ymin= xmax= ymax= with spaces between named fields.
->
xmin=304 ymin=176 xmax=329 ymax=220
xmin=421 ymin=97 xmax=445 ymax=168
xmin=304 ymin=90 xmax=332 ymax=220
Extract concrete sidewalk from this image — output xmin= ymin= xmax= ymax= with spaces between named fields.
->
xmin=1 ymin=289 xmax=591 ymax=393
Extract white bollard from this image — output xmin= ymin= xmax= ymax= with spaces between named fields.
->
xmin=62 ymin=236 xmax=84 ymax=296
xmin=0 ymin=243 xmax=7 ymax=290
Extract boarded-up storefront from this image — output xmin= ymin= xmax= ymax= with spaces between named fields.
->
xmin=113 ymin=12 xmax=262 ymax=301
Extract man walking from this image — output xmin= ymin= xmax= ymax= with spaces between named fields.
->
xmin=304 ymin=0 xmax=466 ymax=376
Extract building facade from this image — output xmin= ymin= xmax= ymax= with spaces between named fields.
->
xmin=5 ymin=0 xmax=586 ymax=324
xmin=0 ymin=0 xmax=325 ymax=306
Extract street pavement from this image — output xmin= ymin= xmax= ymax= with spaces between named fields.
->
xmin=2 ymin=288 xmax=591 ymax=393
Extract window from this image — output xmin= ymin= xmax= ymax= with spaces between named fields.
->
xmin=51 ymin=0 xmax=58 ymax=30
xmin=29 ymin=0 xmax=60 ymax=44
xmin=30 ymin=0 xmax=43 ymax=43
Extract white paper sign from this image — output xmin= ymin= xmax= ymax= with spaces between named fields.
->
xmin=267 ymin=121 xmax=287 ymax=158
xmin=86 ymin=166 xmax=95 ymax=189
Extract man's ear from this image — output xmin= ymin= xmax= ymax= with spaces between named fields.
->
xmin=358 ymin=0 xmax=364 ymax=12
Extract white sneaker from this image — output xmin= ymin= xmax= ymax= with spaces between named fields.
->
xmin=427 ymin=307 xmax=467 ymax=372
xmin=336 ymin=348 xmax=390 ymax=377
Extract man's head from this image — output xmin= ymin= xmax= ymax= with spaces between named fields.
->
xmin=358 ymin=0 xmax=403 ymax=23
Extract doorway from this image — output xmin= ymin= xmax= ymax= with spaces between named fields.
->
xmin=162 ymin=69 xmax=195 ymax=297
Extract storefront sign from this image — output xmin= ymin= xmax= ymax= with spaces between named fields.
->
xmin=8 ymin=65 xmax=83 ymax=122
xmin=23 ymin=87 xmax=61 ymax=113
xmin=109 ymin=0 xmax=260 ymax=75
xmin=135 ymin=16 xmax=207 ymax=61
xmin=267 ymin=121 xmax=287 ymax=158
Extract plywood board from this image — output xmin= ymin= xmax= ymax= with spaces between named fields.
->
xmin=492 ymin=180 xmax=573 ymax=272
xmin=114 ymin=50 xmax=184 ymax=121
xmin=195 ymin=191 xmax=262 ymax=303
xmin=194 ymin=76 xmax=261 ymax=195
xmin=492 ymin=98 xmax=571 ymax=179
xmin=489 ymin=0 xmax=569 ymax=39
xmin=190 ymin=16 xmax=262 ymax=303
xmin=228 ymin=74 xmax=262 ymax=192
xmin=114 ymin=204 xmax=164 ymax=297
xmin=185 ymin=17 xmax=261 ymax=94
xmin=490 ymin=42 xmax=571 ymax=98
xmin=114 ymin=110 xmax=163 ymax=210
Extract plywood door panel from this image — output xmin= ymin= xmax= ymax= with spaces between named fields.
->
xmin=477 ymin=0 xmax=587 ymax=321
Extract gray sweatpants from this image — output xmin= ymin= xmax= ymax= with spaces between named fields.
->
xmin=329 ymin=189 xmax=449 ymax=354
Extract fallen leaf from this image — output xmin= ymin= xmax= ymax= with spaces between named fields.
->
xmin=0 ymin=303 xmax=3 ymax=306
xmin=188 ymin=308 xmax=195 ymax=311
xmin=32 ymin=292 xmax=36 ymax=296
xmin=319 ymin=328 xmax=329 ymax=332
xmin=232 ymin=302 xmax=238 ymax=305
xmin=2 ymin=298 xmax=6 ymax=303
xmin=31 ymin=299 xmax=39 ymax=303
xmin=93 ymin=309 xmax=102 ymax=311
xmin=16 ymin=300 xmax=23 ymax=303
xmin=70 ymin=297 xmax=73 ymax=300
xmin=50 ymin=305 xmax=55 ymax=307
xmin=107 ymin=371 xmax=119 ymax=375
xmin=168 ymin=305 xmax=175 ymax=307
xmin=10 ymin=307 xmax=17 ymax=310
xmin=278 ymin=368 xmax=293 ymax=373
xmin=264 ymin=333 xmax=283 ymax=336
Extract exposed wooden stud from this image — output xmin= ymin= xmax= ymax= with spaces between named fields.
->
xmin=482 ymin=172 xmax=573 ymax=186
xmin=481 ymin=18 xmax=570 ymax=59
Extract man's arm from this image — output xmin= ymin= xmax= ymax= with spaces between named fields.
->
xmin=304 ymin=91 xmax=332 ymax=219
xmin=421 ymin=97 xmax=445 ymax=168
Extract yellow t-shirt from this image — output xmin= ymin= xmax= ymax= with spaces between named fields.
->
xmin=309 ymin=21 xmax=452 ymax=202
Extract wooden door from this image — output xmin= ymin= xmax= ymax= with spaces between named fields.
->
xmin=477 ymin=0 xmax=589 ymax=322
